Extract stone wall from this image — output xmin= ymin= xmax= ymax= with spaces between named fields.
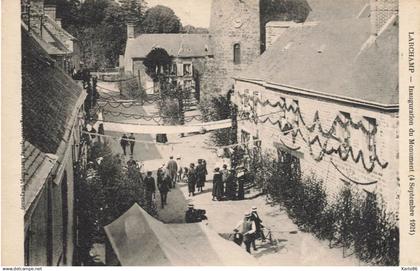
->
xmin=233 ymin=80 xmax=399 ymax=214
xmin=204 ymin=0 xmax=261 ymax=96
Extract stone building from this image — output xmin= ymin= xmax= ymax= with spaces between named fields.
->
xmin=232 ymin=0 xmax=399 ymax=212
xmin=21 ymin=0 xmax=80 ymax=72
xmin=22 ymin=26 xmax=87 ymax=265
xmin=124 ymin=0 xmax=273 ymax=98
xmin=124 ymin=30 xmax=212 ymax=96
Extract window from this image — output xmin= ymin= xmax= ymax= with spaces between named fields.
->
xmin=171 ymin=63 xmax=177 ymax=75
xmin=233 ymin=43 xmax=241 ymax=64
xmin=183 ymin=63 xmax=192 ymax=76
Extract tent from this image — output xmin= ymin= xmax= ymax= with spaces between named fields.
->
xmin=104 ymin=204 xmax=258 ymax=266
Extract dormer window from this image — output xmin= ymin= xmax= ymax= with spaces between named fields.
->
xmin=233 ymin=43 xmax=241 ymax=64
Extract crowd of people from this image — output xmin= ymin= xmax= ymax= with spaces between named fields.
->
xmin=211 ymin=164 xmax=251 ymax=201
xmin=140 ymin=155 xmax=182 ymax=210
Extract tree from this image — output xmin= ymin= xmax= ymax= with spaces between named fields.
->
xmin=142 ymin=5 xmax=182 ymax=33
xmin=56 ymin=0 xmax=146 ymax=68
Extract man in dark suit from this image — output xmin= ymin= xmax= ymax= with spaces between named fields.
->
xmin=144 ymin=171 xmax=156 ymax=211
xmin=120 ymin=134 xmax=128 ymax=156
xmin=157 ymin=171 xmax=170 ymax=208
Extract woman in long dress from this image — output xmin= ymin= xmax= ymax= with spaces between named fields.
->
xmin=212 ymin=168 xmax=223 ymax=201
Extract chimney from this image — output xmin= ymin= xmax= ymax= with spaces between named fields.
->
xmin=265 ymin=21 xmax=297 ymax=50
xmin=28 ymin=0 xmax=44 ymax=36
xmin=56 ymin=18 xmax=62 ymax=27
xmin=127 ymin=22 xmax=135 ymax=39
xmin=370 ymin=0 xmax=398 ymax=35
xmin=44 ymin=4 xmax=56 ymax=20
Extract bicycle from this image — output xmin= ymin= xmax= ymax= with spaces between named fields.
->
xmin=256 ymin=227 xmax=276 ymax=246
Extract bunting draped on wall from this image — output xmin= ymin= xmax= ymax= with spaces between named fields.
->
xmin=236 ymin=91 xmax=388 ymax=173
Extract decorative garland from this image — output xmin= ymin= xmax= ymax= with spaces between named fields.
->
xmin=236 ymin=92 xmax=388 ymax=173
xmin=237 ymin=92 xmax=377 ymax=137
xmin=331 ymin=161 xmax=378 ymax=185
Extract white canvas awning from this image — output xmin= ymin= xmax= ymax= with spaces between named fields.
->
xmin=104 ymin=204 xmax=258 ymax=266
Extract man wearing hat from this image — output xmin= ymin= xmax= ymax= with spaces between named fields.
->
xmin=166 ymin=156 xmax=178 ymax=188
xmin=250 ymin=206 xmax=266 ymax=250
xmin=157 ymin=170 xmax=170 ymax=209
xmin=234 ymin=212 xmax=256 ymax=253
xmin=144 ymin=171 xmax=156 ymax=211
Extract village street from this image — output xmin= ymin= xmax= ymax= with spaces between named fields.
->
xmin=16 ymin=0 xmax=402 ymax=267
xmin=95 ymin=81 xmax=364 ymax=266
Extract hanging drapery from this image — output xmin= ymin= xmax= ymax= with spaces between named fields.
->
xmin=99 ymin=119 xmax=232 ymax=134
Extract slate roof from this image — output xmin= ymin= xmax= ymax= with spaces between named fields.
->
xmin=306 ymin=0 xmax=369 ymax=21
xmin=22 ymin=141 xmax=57 ymax=211
xmin=43 ymin=15 xmax=77 ymax=41
xmin=125 ymin=34 xmax=213 ymax=59
xmin=22 ymin=27 xmax=84 ymax=154
xmin=236 ymin=17 xmax=398 ymax=108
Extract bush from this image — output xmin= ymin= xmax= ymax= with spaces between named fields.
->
xmin=79 ymin=141 xmax=158 ymax=264
xmin=118 ymin=74 xmax=147 ymax=100
xmin=158 ymin=97 xmax=181 ymax=125
xmin=253 ymin=150 xmax=399 ymax=265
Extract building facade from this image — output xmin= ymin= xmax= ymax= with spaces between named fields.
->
xmin=233 ymin=0 xmax=399 ymax=212
xmin=124 ymin=0 xmax=265 ymax=98
xmin=21 ymin=0 xmax=81 ymax=72
xmin=22 ymin=27 xmax=88 ymax=266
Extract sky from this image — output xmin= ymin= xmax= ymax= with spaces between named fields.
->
xmin=145 ymin=0 xmax=212 ymax=28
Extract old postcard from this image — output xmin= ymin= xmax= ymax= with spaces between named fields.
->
xmin=1 ymin=0 xmax=420 ymax=267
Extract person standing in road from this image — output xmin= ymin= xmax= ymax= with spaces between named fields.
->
xmin=196 ymin=159 xmax=205 ymax=193
xmin=234 ymin=212 xmax=256 ymax=254
xmin=120 ymin=134 xmax=128 ymax=156
xmin=212 ymin=168 xmax=223 ymax=201
xmin=187 ymin=163 xmax=196 ymax=197
xmin=225 ymin=169 xmax=236 ymax=200
xmin=220 ymin=164 xmax=229 ymax=195
xmin=144 ymin=171 xmax=156 ymax=212
xmin=236 ymin=167 xmax=246 ymax=200
xmin=157 ymin=171 xmax=170 ymax=208
xmin=176 ymin=155 xmax=182 ymax=183
xmin=128 ymin=133 xmax=136 ymax=156
xmin=166 ymin=156 xmax=178 ymax=188
xmin=203 ymin=159 xmax=208 ymax=186
xmin=250 ymin=206 xmax=266 ymax=251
